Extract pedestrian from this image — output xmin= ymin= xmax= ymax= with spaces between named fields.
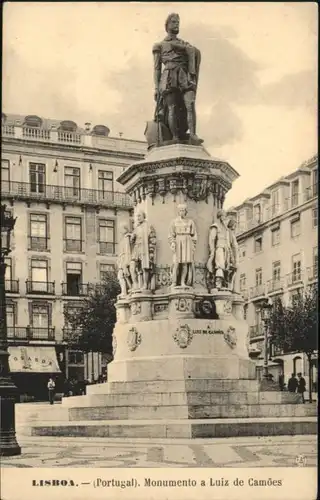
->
xmin=47 ymin=377 xmax=55 ymax=405
xmin=287 ymin=373 xmax=298 ymax=393
xmin=278 ymin=373 xmax=285 ymax=391
xmin=297 ymin=372 xmax=306 ymax=403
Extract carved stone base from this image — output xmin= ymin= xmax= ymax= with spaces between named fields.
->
xmin=168 ymin=288 xmax=195 ymax=319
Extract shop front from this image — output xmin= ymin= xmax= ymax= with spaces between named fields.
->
xmin=8 ymin=345 xmax=62 ymax=401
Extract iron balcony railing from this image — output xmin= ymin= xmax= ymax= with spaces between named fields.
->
xmin=26 ymin=280 xmax=55 ymax=295
xmin=249 ymin=284 xmax=266 ymax=299
xmin=307 ymin=265 xmax=318 ymax=281
xmin=64 ymin=239 xmax=83 ymax=252
xmin=1 ymin=180 xmax=132 ymax=209
xmin=98 ymin=241 xmax=117 ymax=255
xmin=7 ymin=326 xmax=55 ymax=341
xmin=267 ymin=278 xmax=284 ymax=294
xmin=28 ymin=236 xmax=49 ymax=251
xmin=249 ymin=324 xmax=265 ymax=340
xmin=61 ymin=282 xmax=89 ymax=296
xmin=5 ymin=279 xmax=19 ymax=293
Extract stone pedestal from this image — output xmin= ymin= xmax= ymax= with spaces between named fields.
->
xmin=33 ymin=144 xmax=316 ymax=439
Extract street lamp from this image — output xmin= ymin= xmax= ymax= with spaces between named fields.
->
xmin=0 ymin=204 xmax=21 ymax=456
xmin=260 ymin=297 xmax=273 ymax=380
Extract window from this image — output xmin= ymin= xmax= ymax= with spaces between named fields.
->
xmin=7 ymin=303 xmax=17 ymax=337
xmin=239 ymin=244 xmax=246 ymax=259
xmin=30 ymin=259 xmax=48 ymax=292
xmin=98 ymin=219 xmax=115 ymax=254
xmin=68 ymin=351 xmax=84 ymax=365
xmin=98 ymin=171 xmax=113 ymax=200
xmin=254 ymin=235 xmax=263 ymax=253
xmin=5 ymin=257 xmax=12 ymax=281
xmin=30 ymin=214 xmax=48 ymax=250
xmin=64 ymin=167 xmax=80 ymax=198
xmin=30 ymin=303 xmax=50 ymax=335
xmin=290 ymin=218 xmax=301 ymax=238
xmin=272 ymin=261 xmax=281 ymax=283
xmin=312 ymin=169 xmax=318 ymax=196
xmin=313 ymin=247 xmax=318 ymax=276
xmin=100 ymin=263 xmax=115 ymax=281
xmin=254 ymin=204 xmax=261 ymax=223
xmin=240 ymin=273 xmax=246 ymax=291
xmin=292 ymin=254 xmax=301 ymax=283
xmin=290 ymin=290 xmax=301 ymax=306
xmin=1 ymin=159 xmax=10 ymax=184
xmin=65 ymin=217 xmax=82 ymax=252
xmin=312 ymin=207 xmax=317 ymax=228
xmin=291 ymin=180 xmax=299 ymax=207
xmin=271 ymin=190 xmax=279 ymax=216
xmin=29 ymin=163 xmax=46 ymax=193
xmin=65 ymin=262 xmax=83 ymax=296
xmin=255 ymin=268 xmax=263 ymax=286
xmin=271 ymin=226 xmax=280 ymax=246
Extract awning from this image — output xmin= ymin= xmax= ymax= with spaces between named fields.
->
xmin=8 ymin=346 xmax=61 ymax=373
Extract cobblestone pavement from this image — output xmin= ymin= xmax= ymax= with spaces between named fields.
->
xmin=1 ymin=435 xmax=316 ymax=468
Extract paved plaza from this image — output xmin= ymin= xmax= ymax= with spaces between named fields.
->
xmin=1 ymin=434 xmax=316 ymax=468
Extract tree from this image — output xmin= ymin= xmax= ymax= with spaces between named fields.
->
xmin=269 ymin=284 xmax=318 ymax=402
xmin=64 ymin=271 xmax=120 ymax=357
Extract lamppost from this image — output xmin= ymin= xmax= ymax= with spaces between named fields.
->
xmin=0 ymin=204 xmax=21 ymax=456
xmin=260 ymin=297 xmax=273 ymax=380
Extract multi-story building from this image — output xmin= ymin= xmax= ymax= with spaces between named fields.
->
xmin=228 ymin=154 xmax=318 ymax=390
xmin=1 ymin=113 xmax=146 ymax=397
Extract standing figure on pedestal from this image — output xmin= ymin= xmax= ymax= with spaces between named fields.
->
xmin=206 ymin=209 xmax=231 ymax=290
xmin=130 ymin=210 xmax=157 ymax=291
xmin=168 ymin=204 xmax=197 ymax=287
xmin=148 ymin=13 xmax=203 ymax=146
xmin=117 ymin=224 xmax=133 ymax=296
xmin=227 ymin=218 xmax=239 ymax=293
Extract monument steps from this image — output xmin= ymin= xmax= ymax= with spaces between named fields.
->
xmin=31 ymin=416 xmax=317 ymax=439
xmin=61 ymin=390 xmax=302 ymax=408
xmin=67 ymin=401 xmax=316 ymax=421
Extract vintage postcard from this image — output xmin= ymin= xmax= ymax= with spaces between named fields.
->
xmin=0 ymin=2 xmax=317 ymax=500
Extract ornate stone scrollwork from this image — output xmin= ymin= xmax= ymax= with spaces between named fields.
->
xmin=224 ymin=326 xmax=237 ymax=349
xmin=131 ymin=302 xmax=141 ymax=315
xmin=127 ymin=327 xmax=142 ymax=352
xmin=224 ymin=301 xmax=233 ymax=315
xmin=155 ymin=265 xmax=172 ymax=289
xmin=173 ymin=324 xmax=193 ymax=349
xmin=175 ymin=297 xmax=191 ymax=312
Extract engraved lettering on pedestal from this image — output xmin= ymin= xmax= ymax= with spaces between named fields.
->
xmin=224 ymin=326 xmax=237 ymax=349
xmin=173 ymin=324 xmax=193 ymax=349
xmin=127 ymin=327 xmax=142 ymax=352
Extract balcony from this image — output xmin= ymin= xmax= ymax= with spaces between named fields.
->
xmin=28 ymin=236 xmax=49 ymax=251
xmin=267 ymin=278 xmax=284 ymax=294
xmin=22 ymin=127 xmax=50 ymax=141
xmin=61 ymin=282 xmax=89 ymax=297
xmin=5 ymin=279 xmax=19 ymax=293
xmin=1 ymin=181 xmax=133 ymax=209
xmin=286 ymin=270 xmax=304 ymax=288
xmin=249 ymin=324 xmax=264 ymax=341
xmin=249 ymin=284 xmax=266 ymax=300
xmin=7 ymin=326 xmax=55 ymax=341
xmin=98 ymin=241 xmax=117 ymax=255
xmin=26 ymin=280 xmax=55 ymax=295
xmin=64 ymin=239 xmax=83 ymax=253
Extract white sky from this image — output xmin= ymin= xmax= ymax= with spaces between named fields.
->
xmin=2 ymin=2 xmax=318 ymax=206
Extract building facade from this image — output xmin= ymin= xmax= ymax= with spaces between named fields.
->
xmin=228 ymin=155 xmax=318 ymax=390
xmin=1 ymin=113 xmax=146 ymax=396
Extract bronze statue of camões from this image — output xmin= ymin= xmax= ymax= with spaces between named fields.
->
xmin=145 ymin=13 xmax=203 ymax=148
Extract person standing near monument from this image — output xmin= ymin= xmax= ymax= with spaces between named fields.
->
xmin=152 ymin=13 xmax=202 ymax=144
xmin=47 ymin=377 xmax=55 ymax=405
xmin=297 ymin=372 xmax=306 ymax=403
xmin=168 ymin=204 xmax=197 ymax=287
